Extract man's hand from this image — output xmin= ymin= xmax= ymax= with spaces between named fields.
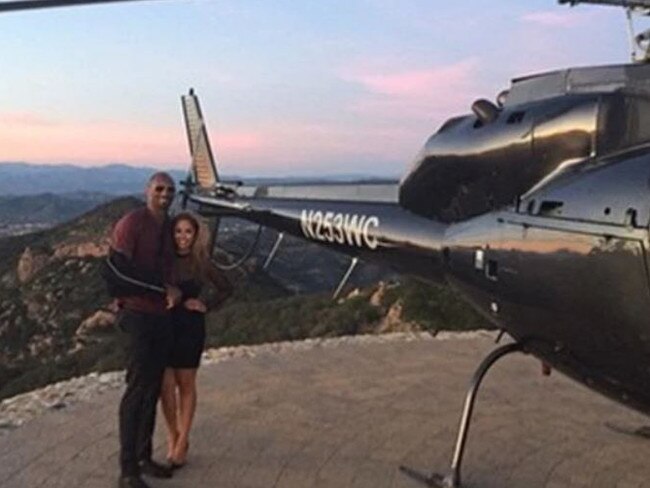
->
xmin=183 ymin=298 xmax=207 ymax=313
xmin=165 ymin=285 xmax=182 ymax=309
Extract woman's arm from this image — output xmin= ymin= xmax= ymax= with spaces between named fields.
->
xmin=183 ymin=297 xmax=207 ymax=313
xmin=204 ymin=262 xmax=233 ymax=309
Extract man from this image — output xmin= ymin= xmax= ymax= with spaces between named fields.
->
xmin=105 ymin=172 xmax=181 ymax=488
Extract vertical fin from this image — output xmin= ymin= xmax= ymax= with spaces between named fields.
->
xmin=181 ymin=88 xmax=219 ymax=188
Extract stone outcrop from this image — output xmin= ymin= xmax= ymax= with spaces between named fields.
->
xmin=53 ymin=240 xmax=109 ymax=259
xmin=376 ymin=299 xmax=420 ymax=333
xmin=16 ymin=238 xmax=107 ymax=285
xmin=16 ymin=247 xmax=48 ymax=284
xmin=345 ymin=288 xmax=361 ymax=299
xmin=75 ymin=310 xmax=117 ymax=338
xmin=26 ymin=334 xmax=54 ymax=357
xmin=369 ymin=281 xmax=386 ymax=306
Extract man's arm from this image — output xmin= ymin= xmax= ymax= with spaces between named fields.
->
xmin=104 ymin=249 xmax=166 ymax=295
xmin=203 ymin=263 xmax=234 ymax=308
xmin=103 ymin=212 xmax=166 ymax=296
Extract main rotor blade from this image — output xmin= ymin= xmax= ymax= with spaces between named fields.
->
xmin=559 ymin=0 xmax=650 ymax=9
xmin=0 ymin=0 xmax=163 ymax=13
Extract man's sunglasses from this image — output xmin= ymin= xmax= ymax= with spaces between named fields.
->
xmin=154 ymin=185 xmax=176 ymax=193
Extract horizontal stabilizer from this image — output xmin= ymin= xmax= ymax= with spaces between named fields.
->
xmin=242 ymin=181 xmax=399 ymax=203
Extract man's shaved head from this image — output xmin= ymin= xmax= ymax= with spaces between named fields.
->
xmin=146 ymin=172 xmax=176 ymax=217
xmin=147 ymin=172 xmax=175 ymax=188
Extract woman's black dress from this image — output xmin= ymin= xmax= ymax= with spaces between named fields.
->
xmin=167 ymin=255 xmax=232 ymax=369
xmin=168 ymin=278 xmax=206 ymax=369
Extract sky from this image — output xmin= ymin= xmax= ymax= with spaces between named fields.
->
xmin=0 ymin=0 xmax=644 ymax=177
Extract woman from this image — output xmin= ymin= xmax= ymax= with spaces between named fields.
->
xmin=160 ymin=212 xmax=233 ymax=468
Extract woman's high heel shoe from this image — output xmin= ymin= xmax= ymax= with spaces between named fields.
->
xmin=168 ymin=439 xmax=189 ymax=469
xmin=165 ymin=431 xmax=179 ymax=465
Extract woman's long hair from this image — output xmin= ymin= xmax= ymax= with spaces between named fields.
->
xmin=171 ymin=211 xmax=211 ymax=282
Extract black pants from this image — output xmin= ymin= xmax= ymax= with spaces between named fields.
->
xmin=118 ymin=310 xmax=172 ymax=476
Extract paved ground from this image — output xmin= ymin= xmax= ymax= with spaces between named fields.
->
xmin=1 ymin=333 xmax=650 ymax=488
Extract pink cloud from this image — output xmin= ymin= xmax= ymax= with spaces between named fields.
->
xmin=0 ymin=112 xmax=288 ymax=172
xmin=0 ymin=112 xmax=430 ymax=175
xmin=212 ymin=120 xmax=427 ymax=175
xmin=0 ymin=59 xmax=485 ymax=176
xmin=213 ymin=131 xmax=265 ymax=152
xmin=0 ymin=112 xmax=58 ymax=127
xmin=342 ymin=59 xmax=478 ymax=98
xmin=502 ymin=10 xmax=609 ymax=76
xmin=0 ymin=115 xmax=185 ymax=167
xmin=337 ymin=58 xmax=484 ymax=123
xmin=521 ymin=10 xmax=591 ymax=28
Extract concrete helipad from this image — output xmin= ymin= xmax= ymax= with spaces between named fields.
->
xmin=1 ymin=333 xmax=650 ymax=488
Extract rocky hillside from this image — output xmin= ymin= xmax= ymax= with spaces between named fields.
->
xmin=0 ymin=197 xmax=144 ymax=398
xmin=0 ymin=198 xmax=489 ymax=400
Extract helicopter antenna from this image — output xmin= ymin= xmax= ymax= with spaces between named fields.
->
xmin=559 ymin=0 xmax=650 ymax=62
xmin=626 ymin=7 xmax=638 ymax=61
xmin=0 ymin=0 xmax=165 ymax=13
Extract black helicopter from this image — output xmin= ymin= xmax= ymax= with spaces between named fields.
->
xmin=176 ymin=1 xmax=650 ymax=486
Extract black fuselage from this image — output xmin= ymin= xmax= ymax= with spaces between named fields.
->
xmin=445 ymin=150 xmax=650 ymax=414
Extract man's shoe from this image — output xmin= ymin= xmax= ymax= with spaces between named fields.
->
xmin=118 ymin=475 xmax=152 ymax=488
xmin=139 ymin=458 xmax=173 ymax=479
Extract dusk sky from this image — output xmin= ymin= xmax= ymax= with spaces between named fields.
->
xmin=0 ymin=0 xmax=642 ymax=177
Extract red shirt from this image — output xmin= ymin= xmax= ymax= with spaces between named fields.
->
xmin=110 ymin=207 xmax=175 ymax=315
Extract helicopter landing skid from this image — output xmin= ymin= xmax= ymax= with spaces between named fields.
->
xmin=605 ymin=422 xmax=650 ymax=440
xmin=398 ymin=342 xmax=523 ymax=488
xmin=398 ymin=466 xmax=451 ymax=487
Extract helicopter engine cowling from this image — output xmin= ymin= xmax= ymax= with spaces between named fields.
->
xmin=398 ymin=78 xmax=650 ymax=224
xmin=399 ymin=94 xmax=606 ymax=222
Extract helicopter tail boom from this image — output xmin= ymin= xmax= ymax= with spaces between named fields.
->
xmin=188 ymin=189 xmax=447 ymax=282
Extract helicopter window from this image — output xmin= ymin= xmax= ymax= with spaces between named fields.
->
xmin=506 ymin=111 xmax=525 ymax=124
xmin=538 ymin=200 xmax=563 ymax=216
xmin=599 ymin=95 xmax=650 ymax=154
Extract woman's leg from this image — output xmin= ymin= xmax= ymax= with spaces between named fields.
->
xmin=172 ymin=368 xmax=198 ymax=463
xmin=159 ymin=368 xmax=180 ymax=460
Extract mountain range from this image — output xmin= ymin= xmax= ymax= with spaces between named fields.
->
xmin=0 ymin=192 xmax=112 ymax=227
xmin=0 ymin=163 xmax=187 ymax=195
xmin=0 ymin=162 xmax=398 ymax=196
